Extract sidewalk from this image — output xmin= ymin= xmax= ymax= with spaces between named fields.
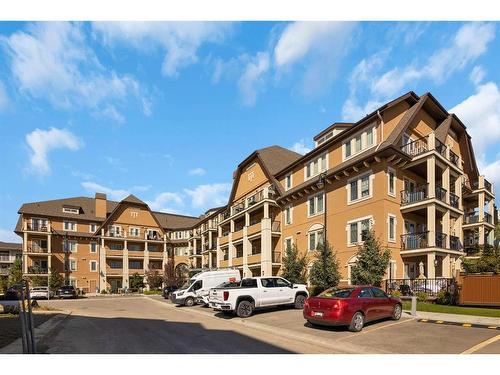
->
xmin=403 ymin=311 xmax=500 ymax=326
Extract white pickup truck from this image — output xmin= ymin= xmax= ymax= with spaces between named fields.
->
xmin=208 ymin=276 xmax=308 ymax=317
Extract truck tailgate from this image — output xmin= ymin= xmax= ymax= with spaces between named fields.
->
xmin=209 ymin=288 xmax=225 ymax=303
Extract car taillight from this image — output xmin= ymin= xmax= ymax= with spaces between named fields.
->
xmin=223 ymin=291 xmax=229 ymax=301
xmin=304 ymin=299 xmax=309 ymax=309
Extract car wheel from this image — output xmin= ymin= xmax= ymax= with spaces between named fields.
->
xmin=236 ymin=300 xmax=254 ymax=318
xmin=184 ymin=297 xmax=195 ymax=307
xmin=294 ymin=294 xmax=306 ymax=309
xmin=392 ymin=304 xmax=402 ymax=320
xmin=349 ymin=312 xmax=364 ymax=332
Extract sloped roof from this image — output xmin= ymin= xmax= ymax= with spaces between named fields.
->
xmin=121 ymin=194 xmax=147 ymax=206
xmin=257 ymin=145 xmax=302 ymax=176
xmin=0 ymin=241 xmax=22 ymax=250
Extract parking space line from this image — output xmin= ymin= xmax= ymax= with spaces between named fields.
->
xmin=461 ymin=334 xmax=500 ymax=354
xmin=336 ymin=318 xmax=415 ymax=342
xmin=418 ymin=319 xmax=500 ymax=330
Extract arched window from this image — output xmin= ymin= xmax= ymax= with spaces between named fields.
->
xmin=307 ymin=223 xmax=324 ymax=251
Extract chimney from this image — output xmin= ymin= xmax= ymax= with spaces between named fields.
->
xmin=95 ymin=192 xmax=107 ymax=218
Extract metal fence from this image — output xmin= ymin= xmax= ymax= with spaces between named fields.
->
xmin=385 ymin=278 xmax=454 ymax=298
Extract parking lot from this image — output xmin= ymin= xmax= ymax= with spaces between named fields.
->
xmin=25 ymin=295 xmax=500 ymax=354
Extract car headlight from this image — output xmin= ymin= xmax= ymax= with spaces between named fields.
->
xmin=177 ymin=291 xmax=184 ymax=296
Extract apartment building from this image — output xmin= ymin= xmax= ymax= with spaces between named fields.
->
xmin=215 ymin=146 xmax=303 ymax=277
xmin=14 ymin=193 xmax=199 ymax=293
xmin=274 ymin=91 xmax=495 ymax=283
xmin=0 ymin=241 xmax=22 ymax=276
xmin=187 ymin=206 xmax=225 ymax=271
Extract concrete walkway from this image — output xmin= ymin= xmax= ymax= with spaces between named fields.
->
xmin=403 ymin=311 xmax=500 ymax=326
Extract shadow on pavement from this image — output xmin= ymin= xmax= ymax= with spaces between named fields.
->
xmin=36 ymin=313 xmax=295 ymax=354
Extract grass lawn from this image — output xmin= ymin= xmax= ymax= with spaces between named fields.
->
xmin=402 ymin=301 xmax=500 ymax=318
xmin=0 ymin=312 xmax=57 ymax=349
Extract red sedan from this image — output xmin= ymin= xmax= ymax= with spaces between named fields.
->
xmin=303 ymin=286 xmax=402 ymax=332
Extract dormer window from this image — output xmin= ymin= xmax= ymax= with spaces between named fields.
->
xmin=343 ymin=123 xmax=377 ymax=161
xmin=63 ymin=207 xmax=79 ymax=214
xmin=305 ymin=153 xmax=328 ymax=180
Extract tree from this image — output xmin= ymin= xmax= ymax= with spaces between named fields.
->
xmin=309 ymin=241 xmax=340 ymax=293
xmin=350 ymin=230 xmax=391 ymax=287
xmin=49 ymin=270 xmax=64 ymax=292
xmin=145 ymin=268 xmax=163 ymax=290
xmin=0 ymin=276 xmax=8 ymax=294
xmin=163 ymin=258 xmax=181 ymax=287
xmin=8 ymin=258 xmax=23 ymax=285
xmin=281 ymin=243 xmax=307 ymax=284
xmin=28 ymin=266 xmax=47 ymax=287
xmin=129 ymin=272 xmax=145 ymax=290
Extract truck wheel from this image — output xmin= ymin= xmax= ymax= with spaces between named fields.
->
xmin=236 ymin=300 xmax=254 ymax=318
xmin=184 ymin=297 xmax=194 ymax=307
xmin=294 ymin=294 xmax=306 ymax=309
xmin=348 ymin=312 xmax=364 ymax=332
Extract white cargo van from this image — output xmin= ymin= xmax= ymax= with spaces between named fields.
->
xmin=170 ymin=269 xmax=241 ymax=307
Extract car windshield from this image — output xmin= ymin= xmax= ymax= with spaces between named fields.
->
xmin=179 ymin=279 xmax=195 ymax=290
xmin=318 ymin=288 xmax=355 ymax=298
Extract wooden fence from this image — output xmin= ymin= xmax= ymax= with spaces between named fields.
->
xmin=458 ymin=273 xmax=500 ymax=306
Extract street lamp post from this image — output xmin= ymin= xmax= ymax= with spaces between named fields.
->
xmin=316 ymin=173 xmax=327 ymax=245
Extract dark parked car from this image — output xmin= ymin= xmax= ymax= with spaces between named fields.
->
xmin=303 ymin=286 xmax=402 ymax=332
xmin=4 ymin=284 xmax=26 ymax=300
xmin=57 ymin=285 xmax=77 ymax=299
xmin=162 ymin=285 xmax=179 ymax=299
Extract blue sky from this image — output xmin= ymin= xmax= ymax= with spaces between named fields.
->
xmin=0 ymin=21 xmax=499 ymax=242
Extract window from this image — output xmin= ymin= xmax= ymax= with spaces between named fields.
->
xmin=276 ymin=278 xmax=291 ymax=288
xmin=64 ymin=241 xmax=77 ymax=253
xmin=358 ymin=288 xmax=373 ymax=298
xmin=308 ymin=229 xmax=324 ymax=251
xmin=284 ymin=237 xmax=293 ymax=251
xmin=89 ymin=223 xmax=97 ymax=233
xmin=370 ymin=288 xmax=387 ymax=298
xmin=261 ymin=278 xmax=276 ymax=288
xmin=308 ymin=193 xmax=324 ymax=217
xmin=129 ymin=243 xmax=142 ymax=251
xmin=147 ymin=244 xmax=159 ymax=252
xmin=108 ymin=225 xmax=121 ymax=237
xmin=109 ymin=260 xmax=122 ymax=269
xmin=63 ymin=207 xmax=79 ymax=214
xmin=305 ymin=154 xmax=328 ymax=180
xmin=347 ymin=217 xmax=373 ymax=246
xmin=284 ymin=205 xmax=293 ymax=225
xmin=343 ymin=124 xmax=377 ymax=160
xmin=129 ymin=260 xmax=142 ymax=269
xmin=109 ymin=243 xmax=123 ymax=251
xmin=285 ymin=174 xmax=293 ymax=191
xmin=347 ymin=172 xmax=373 ymax=204
xmin=388 ymin=215 xmax=396 ymax=242
xmin=190 ymin=280 xmax=203 ymax=291
xmin=63 ymin=221 xmax=77 ymax=231
xmin=67 ymin=259 xmax=77 ymax=271
xmin=90 ymin=260 xmax=97 ymax=272
xmin=387 ymin=168 xmax=396 ymax=196
xmin=129 ymin=227 xmax=140 ymax=237
xmin=89 ymin=242 xmax=97 ymax=253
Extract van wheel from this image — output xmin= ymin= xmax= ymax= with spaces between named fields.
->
xmin=184 ymin=297 xmax=194 ymax=307
xmin=392 ymin=304 xmax=402 ymax=320
xmin=294 ymin=294 xmax=306 ymax=309
xmin=349 ymin=312 xmax=364 ymax=332
xmin=236 ymin=300 xmax=254 ymax=318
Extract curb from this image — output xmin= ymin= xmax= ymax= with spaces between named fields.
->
xmin=0 ymin=310 xmax=72 ymax=354
xmin=145 ymin=296 xmax=390 ymax=354
xmin=417 ymin=318 xmax=500 ymax=330
xmin=403 ymin=310 xmax=500 ymax=327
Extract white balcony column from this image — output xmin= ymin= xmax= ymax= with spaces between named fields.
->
xmin=99 ymin=237 xmax=106 ymax=291
xmin=427 ymin=156 xmax=436 ymax=198
xmin=242 ymin=225 xmax=250 ymax=277
xmin=216 ymin=236 xmax=221 ymax=268
xmin=162 ymin=241 xmax=168 ymax=273
xmin=228 ymin=234 xmax=233 ymax=267
xmin=428 ymin=132 xmax=436 ymax=151
xmin=479 ymin=191 xmax=485 ymax=222
xmin=201 ymin=233 xmax=205 ymax=252
xmin=143 ymin=240 xmax=149 ymax=276
xmin=47 ymin=233 xmax=52 ymax=273
xmin=427 ymin=252 xmax=436 ymax=279
xmin=442 ymin=254 xmax=451 ymax=278
xmin=443 ymin=166 xmax=450 ymax=204
xmin=260 ymin=217 xmax=272 ymax=276
xmin=23 ymin=231 xmax=28 ymax=274
xmin=443 ymin=211 xmax=450 ymax=249
xmin=208 ymin=251 xmax=213 ymax=270
xmin=245 ymin=212 xmax=250 ymax=227
xmin=456 ymin=175 xmax=463 ymax=211
xmin=264 ymin=202 xmax=270 ymax=219
xmin=123 ymin=240 xmax=129 ymax=289
xmin=427 ymin=205 xmax=436 ymax=247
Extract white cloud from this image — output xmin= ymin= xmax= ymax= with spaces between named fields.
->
xmin=343 ymin=22 xmax=496 ymax=121
xmin=450 ymin=82 xmax=500 ymax=159
xmin=2 ymin=22 xmax=146 ymax=120
xmin=0 ymin=228 xmax=20 ymax=243
xmin=147 ymin=192 xmax=184 ymax=212
xmin=81 ymin=181 xmax=131 ymax=201
xmin=26 ymin=127 xmax=83 ymax=175
xmin=289 ymin=139 xmax=312 ymax=155
xmin=238 ymin=52 xmax=270 ymax=106
xmin=184 ymin=183 xmax=231 ymax=209
xmin=273 ymin=21 xmax=356 ymax=96
xmin=479 ymin=159 xmax=500 ymax=200
xmin=101 ymin=105 xmax=125 ymax=124
xmin=188 ymin=168 xmax=206 ymax=176
xmin=0 ymin=80 xmax=9 ymax=109
xmin=92 ymin=22 xmax=232 ymax=77
xmin=470 ymin=66 xmax=486 ymax=86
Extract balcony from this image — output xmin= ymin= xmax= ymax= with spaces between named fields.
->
xmin=247 ymin=253 xmax=261 ymax=265
xmin=27 ymin=245 xmax=48 ymax=254
xmin=231 ymin=203 xmax=245 ymax=216
xmin=247 ymin=222 xmax=261 ymax=236
xmin=401 ymin=136 xmax=428 ymax=158
xmin=435 ymin=139 xmax=447 ymax=158
xmin=26 ymin=222 xmax=50 ymax=232
xmin=27 ymin=266 xmax=48 ymax=274
xmin=485 ymin=179 xmax=492 ymax=194
xmin=272 ymin=251 xmax=282 ymax=263
xmin=220 ymin=234 xmax=229 ymax=246
xmin=435 ymin=186 xmax=447 ymax=203
xmin=401 ymin=184 xmax=428 ymax=205
xmin=449 ymin=151 xmax=460 ymax=167
xmin=105 ymin=231 xmax=125 ymax=238
xmin=401 ymin=232 xmax=448 ymax=251
xmin=450 ymin=235 xmax=461 ymax=251
xmin=449 ymin=192 xmax=459 ymax=209
xmin=463 ymin=213 xmax=493 ymax=225
xmin=106 ymin=267 xmax=123 ymax=276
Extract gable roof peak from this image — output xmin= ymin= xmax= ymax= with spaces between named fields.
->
xmin=121 ymin=194 xmax=147 ymax=206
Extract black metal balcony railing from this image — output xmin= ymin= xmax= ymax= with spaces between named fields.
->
xmin=485 ymin=212 xmax=492 ymax=224
xmin=484 ymin=179 xmax=492 ymax=193
xmin=147 ymin=233 xmax=163 ymax=241
xmin=435 ymin=139 xmax=447 ymax=158
xmin=449 ymin=192 xmax=459 ymax=209
xmin=471 ymin=180 xmax=480 ymax=190
xmin=27 ymin=266 xmax=48 ymax=274
xmin=435 ymin=186 xmax=447 ymax=202
xmin=464 ymin=214 xmax=479 ymax=225
xmin=222 ymin=211 xmax=230 ymax=220
xmin=28 ymin=246 xmax=48 ymax=253
xmin=27 ymin=223 xmax=48 ymax=232
xmin=401 ymin=137 xmax=428 ymax=157
xmin=401 ymin=231 xmax=431 ymax=250
xmin=401 ymin=184 xmax=428 ymax=205
xmin=449 ymin=151 xmax=460 ymax=167
xmin=450 ymin=235 xmax=460 ymax=251
xmin=385 ymin=278 xmax=454 ymax=298
xmin=247 ymin=190 xmax=264 ymax=206
xmin=231 ymin=203 xmax=245 ymax=215
xmin=435 ymin=232 xmax=447 ymax=248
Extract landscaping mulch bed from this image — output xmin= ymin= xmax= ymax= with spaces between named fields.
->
xmin=0 ymin=312 xmax=57 ymax=349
